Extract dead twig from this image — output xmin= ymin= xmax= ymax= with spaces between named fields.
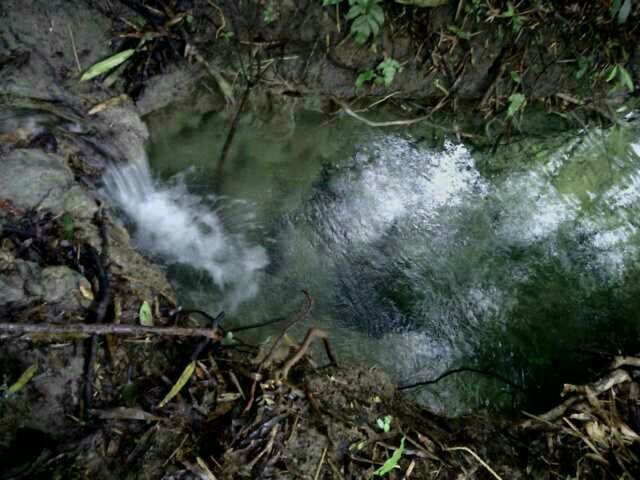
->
xmin=445 ymin=446 xmax=503 ymax=480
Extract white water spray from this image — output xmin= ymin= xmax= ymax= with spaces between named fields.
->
xmin=103 ymin=158 xmax=268 ymax=310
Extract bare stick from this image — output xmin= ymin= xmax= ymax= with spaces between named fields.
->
xmin=259 ymin=290 xmax=314 ymax=371
xmin=0 ymin=322 xmax=222 ymax=340
xmin=333 ymin=98 xmax=478 ymax=138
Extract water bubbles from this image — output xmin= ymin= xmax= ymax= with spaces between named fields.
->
xmin=103 ymin=158 xmax=268 ymax=311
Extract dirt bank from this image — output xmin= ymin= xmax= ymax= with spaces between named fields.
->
xmin=1 ymin=1 xmax=640 ymax=478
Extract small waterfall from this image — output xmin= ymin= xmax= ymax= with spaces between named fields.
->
xmin=103 ymin=158 xmax=268 ymax=310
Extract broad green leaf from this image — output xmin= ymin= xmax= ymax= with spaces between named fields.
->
xmin=619 ymin=65 xmax=635 ymax=92
xmin=606 ymin=65 xmax=619 ymax=83
xmin=356 ymin=69 xmax=376 ymax=88
xmin=375 ymin=436 xmax=405 ymax=476
xmin=7 ymin=364 xmax=37 ymax=394
xmin=158 ymin=361 xmax=196 ymax=408
xmin=507 ymin=93 xmax=526 ymax=117
xmin=618 ymin=0 xmax=632 ymax=24
xmin=139 ymin=301 xmax=153 ymax=326
xmin=81 ymin=49 xmax=136 ymax=82
xmin=370 ymin=4 xmax=385 ymax=25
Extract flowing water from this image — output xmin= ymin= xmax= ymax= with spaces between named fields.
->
xmin=105 ymin=107 xmax=640 ymax=414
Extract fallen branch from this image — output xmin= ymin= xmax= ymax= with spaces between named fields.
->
xmin=520 ymin=369 xmax=632 ymax=429
xmin=332 ymin=98 xmax=478 ymax=138
xmin=0 ymin=322 xmax=222 ymax=340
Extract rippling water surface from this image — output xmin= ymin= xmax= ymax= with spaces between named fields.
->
xmin=108 ymin=108 xmax=640 ymax=413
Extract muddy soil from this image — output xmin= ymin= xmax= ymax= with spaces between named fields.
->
xmin=1 ymin=1 xmax=640 ymax=479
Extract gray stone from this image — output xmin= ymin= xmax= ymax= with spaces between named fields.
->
xmin=0 ymin=149 xmax=72 ymax=211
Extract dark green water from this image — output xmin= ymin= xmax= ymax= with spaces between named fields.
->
xmin=134 ymin=108 xmax=640 ymax=414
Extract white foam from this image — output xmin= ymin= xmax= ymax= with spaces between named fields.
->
xmin=103 ymin=159 xmax=268 ymax=310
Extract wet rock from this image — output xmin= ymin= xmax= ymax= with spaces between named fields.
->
xmin=0 ymin=149 xmax=73 ymax=211
xmin=0 ymin=259 xmax=91 ymax=319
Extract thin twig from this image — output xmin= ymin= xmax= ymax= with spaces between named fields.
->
xmin=445 ymin=446 xmax=503 ymax=480
xmin=333 ymin=98 xmax=478 ymax=138
xmin=68 ymin=25 xmax=82 ymax=73
xmin=398 ymin=367 xmax=524 ymax=392
xmin=259 ymin=290 xmax=314 ymax=371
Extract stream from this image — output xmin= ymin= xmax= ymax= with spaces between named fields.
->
xmin=105 ymin=107 xmax=640 ymax=414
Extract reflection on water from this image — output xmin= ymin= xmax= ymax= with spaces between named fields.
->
xmin=135 ymin=109 xmax=640 ymax=413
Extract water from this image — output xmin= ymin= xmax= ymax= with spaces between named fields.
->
xmin=106 ymin=107 xmax=640 ymax=414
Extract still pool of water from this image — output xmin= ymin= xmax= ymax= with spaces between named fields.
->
xmin=108 ymin=107 xmax=640 ymax=414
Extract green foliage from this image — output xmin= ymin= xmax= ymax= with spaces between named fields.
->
xmin=81 ymin=49 xmax=136 ymax=81
xmin=606 ymin=64 xmax=635 ymax=92
xmin=262 ymin=1 xmax=276 ymax=24
xmin=158 ymin=361 xmax=196 ymax=408
xmin=139 ymin=301 xmax=153 ymax=326
xmin=60 ymin=213 xmax=75 ymax=241
xmin=507 ymin=93 xmax=526 ymax=117
xmin=356 ymin=57 xmax=401 ymax=88
xmin=378 ymin=57 xmax=401 ymax=86
xmin=356 ymin=68 xmax=377 ymax=88
xmin=4 ymin=364 xmax=37 ymax=395
xmin=376 ymin=415 xmax=392 ymax=432
xmin=347 ymin=0 xmax=385 ymax=44
xmin=502 ymin=2 xmax=526 ymax=33
xmin=447 ymin=25 xmax=473 ymax=40
xmin=611 ymin=0 xmax=633 ymax=24
xmin=575 ymin=55 xmax=594 ymax=81
xmin=322 ymin=0 xmax=384 ymax=45
xmin=374 ymin=437 xmax=405 ymax=476
xmin=220 ymin=31 xmax=234 ymax=41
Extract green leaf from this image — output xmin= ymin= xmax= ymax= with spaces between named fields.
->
xmin=370 ymin=4 xmax=385 ymax=25
xmin=448 ymin=25 xmax=472 ymax=40
xmin=346 ymin=5 xmax=364 ymax=19
xmin=507 ymin=93 xmax=526 ymax=117
xmin=611 ymin=0 xmax=622 ymax=16
xmin=139 ymin=301 xmax=153 ymax=326
xmin=376 ymin=415 xmax=392 ymax=432
xmin=606 ymin=65 xmax=619 ymax=82
xmin=356 ymin=69 xmax=376 ymax=88
xmin=61 ymin=213 xmax=75 ymax=240
xmin=158 ymin=361 xmax=196 ymax=408
xmin=80 ymin=49 xmax=136 ymax=82
xmin=7 ymin=364 xmax=37 ymax=394
xmin=619 ymin=65 xmax=635 ymax=92
xmin=510 ymin=70 xmax=522 ymax=84
xmin=377 ymin=58 xmax=401 ymax=87
xmin=374 ymin=436 xmax=405 ymax=476
xmin=618 ymin=0 xmax=632 ymax=24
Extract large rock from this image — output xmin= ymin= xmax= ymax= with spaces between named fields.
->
xmin=0 ymin=149 xmax=99 ymax=218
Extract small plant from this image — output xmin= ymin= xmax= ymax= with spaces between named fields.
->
xmin=374 ymin=436 xmax=405 ymax=476
xmin=262 ymin=1 xmax=276 ymax=24
xmin=322 ymin=0 xmax=384 ymax=44
xmin=356 ymin=57 xmax=401 ymax=88
xmin=507 ymin=92 xmax=527 ymax=118
xmin=347 ymin=0 xmax=385 ymax=44
xmin=605 ymin=63 xmax=635 ymax=92
xmin=501 ymin=2 xmax=526 ymax=33
xmin=376 ymin=415 xmax=392 ymax=432
xmin=219 ymin=31 xmax=234 ymax=41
